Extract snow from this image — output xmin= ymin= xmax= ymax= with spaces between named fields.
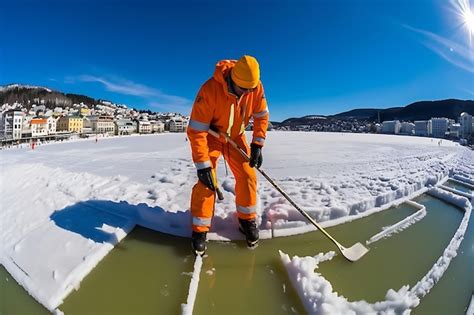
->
xmin=366 ymin=200 xmax=426 ymax=245
xmin=467 ymin=295 xmax=474 ymax=315
xmin=280 ymin=188 xmax=472 ymax=315
xmin=181 ymin=255 xmax=203 ymax=315
xmin=439 ymin=184 xmax=473 ymax=200
xmin=0 ymin=83 xmax=52 ymax=93
xmin=453 ymin=175 xmax=474 ymax=186
xmin=0 ymin=131 xmax=473 ymax=312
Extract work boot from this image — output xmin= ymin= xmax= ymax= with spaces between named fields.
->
xmin=191 ymin=231 xmax=207 ymax=256
xmin=238 ymin=218 xmax=259 ymax=247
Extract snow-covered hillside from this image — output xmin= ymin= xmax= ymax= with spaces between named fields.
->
xmin=0 ymin=132 xmax=472 ymax=312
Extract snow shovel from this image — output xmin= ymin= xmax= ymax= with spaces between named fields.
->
xmin=208 ymin=129 xmax=369 ymax=262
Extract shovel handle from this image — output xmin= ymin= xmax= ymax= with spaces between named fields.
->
xmin=207 ymin=129 xmax=343 ymax=248
xmin=216 ymin=188 xmax=224 ymax=200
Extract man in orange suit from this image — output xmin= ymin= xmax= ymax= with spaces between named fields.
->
xmin=186 ymin=55 xmax=269 ymax=255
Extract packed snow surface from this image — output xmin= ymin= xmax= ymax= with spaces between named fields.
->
xmin=0 ymin=132 xmax=473 ymax=311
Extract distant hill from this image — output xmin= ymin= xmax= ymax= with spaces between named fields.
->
xmin=0 ymin=84 xmax=101 ymax=110
xmin=279 ymin=115 xmax=328 ymax=126
xmin=332 ymin=108 xmax=376 ymax=119
xmin=273 ymin=99 xmax=473 ymax=126
xmin=374 ymin=99 xmax=474 ymax=121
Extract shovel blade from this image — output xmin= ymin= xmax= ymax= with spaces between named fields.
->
xmin=341 ymin=242 xmax=369 ymax=262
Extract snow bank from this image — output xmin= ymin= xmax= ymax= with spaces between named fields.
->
xmin=427 ymin=187 xmax=471 ymax=210
xmin=280 ymin=188 xmax=472 ymax=314
xmin=279 ymin=251 xmax=418 ymax=314
xmin=453 ymin=175 xmax=474 ymax=186
xmin=467 ymin=295 xmax=474 ymax=315
xmin=181 ymin=255 xmax=203 ymax=315
xmin=366 ymin=201 xmax=426 ymax=245
xmin=439 ymin=185 xmax=473 ymax=200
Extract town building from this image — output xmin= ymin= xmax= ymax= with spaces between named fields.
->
xmin=47 ymin=116 xmax=58 ymax=134
xmin=414 ymin=120 xmax=431 ymax=136
xmin=169 ymin=116 xmax=188 ymax=132
xmin=0 ymin=110 xmax=25 ymax=140
xmin=459 ymin=112 xmax=473 ymax=139
xmin=150 ymin=120 xmax=165 ymax=133
xmin=399 ymin=122 xmax=415 ymax=135
xmin=430 ymin=117 xmax=449 ymax=138
xmin=30 ymin=118 xmax=49 ymax=137
xmin=80 ymin=107 xmax=91 ymax=117
xmin=448 ymin=123 xmax=460 ymax=138
xmin=57 ymin=116 xmax=84 ymax=133
xmin=381 ymin=120 xmax=401 ymax=134
xmin=115 ymin=119 xmax=136 ymax=135
xmin=137 ymin=119 xmax=152 ymax=134
xmin=89 ymin=115 xmax=115 ymax=135
xmin=82 ymin=117 xmax=93 ymax=134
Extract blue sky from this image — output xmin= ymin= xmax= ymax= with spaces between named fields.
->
xmin=1 ymin=0 xmax=473 ymax=121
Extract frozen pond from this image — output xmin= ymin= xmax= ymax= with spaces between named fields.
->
xmin=1 ymin=194 xmax=471 ymax=314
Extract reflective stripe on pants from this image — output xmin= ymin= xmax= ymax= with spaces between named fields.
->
xmin=190 ymin=133 xmax=257 ymax=232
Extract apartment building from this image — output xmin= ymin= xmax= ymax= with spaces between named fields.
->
xmin=414 ymin=120 xmax=431 ymax=136
xmin=459 ymin=112 xmax=472 ymax=138
xmin=381 ymin=120 xmax=401 ymax=134
xmin=169 ymin=117 xmax=188 ymax=132
xmin=430 ymin=117 xmax=449 ymax=138
xmin=89 ymin=115 xmax=115 ymax=135
xmin=57 ymin=116 xmax=84 ymax=133
xmin=0 ymin=110 xmax=25 ymax=140
xmin=30 ymin=118 xmax=48 ymax=137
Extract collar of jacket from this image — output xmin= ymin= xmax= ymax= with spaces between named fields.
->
xmin=213 ymin=59 xmax=238 ymax=97
xmin=225 ymin=72 xmax=239 ymax=98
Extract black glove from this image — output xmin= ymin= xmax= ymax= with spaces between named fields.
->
xmin=197 ymin=167 xmax=216 ymax=191
xmin=249 ymin=143 xmax=263 ymax=168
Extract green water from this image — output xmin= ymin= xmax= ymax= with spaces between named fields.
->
xmin=0 ymin=265 xmax=50 ymax=315
xmin=412 ymin=195 xmax=474 ymax=315
xmin=445 ymin=180 xmax=474 ymax=194
xmin=1 ymin=196 xmax=472 ymax=315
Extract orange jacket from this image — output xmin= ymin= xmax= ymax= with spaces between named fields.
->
xmin=187 ymin=60 xmax=269 ymax=168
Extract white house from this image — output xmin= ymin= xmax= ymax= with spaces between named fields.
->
xmin=414 ymin=120 xmax=431 ymax=136
xmin=430 ymin=117 xmax=449 ymax=138
xmin=381 ymin=120 xmax=401 ymax=134
xmin=150 ymin=120 xmax=165 ymax=133
xmin=0 ymin=110 xmax=24 ymax=140
xmin=30 ymin=118 xmax=48 ymax=137
xmin=449 ymin=123 xmax=460 ymax=138
xmin=459 ymin=112 xmax=472 ymax=138
xmin=169 ymin=117 xmax=188 ymax=132
xmin=82 ymin=117 xmax=93 ymax=134
xmin=47 ymin=116 xmax=58 ymax=134
xmin=115 ymin=119 xmax=136 ymax=135
xmin=89 ymin=115 xmax=115 ymax=135
xmin=138 ymin=119 xmax=151 ymax=134
xmin=399 ymin=122 xmax=415 ymax=135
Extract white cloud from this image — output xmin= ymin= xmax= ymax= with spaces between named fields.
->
xmin=71 ymin=74 xmax=192 ymax=112
xmin=461 ymin=87 xmax=474 ymax=95
xmin=77 ymin=75 xmax=158 ymax=97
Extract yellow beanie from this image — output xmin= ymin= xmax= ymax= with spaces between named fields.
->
xmin=231 ymin=55 xmax=260 ymax=89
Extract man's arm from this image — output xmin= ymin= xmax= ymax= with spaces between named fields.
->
xmin=251 ymin=84 xmax=269 ymax=146
xmin=187 ymin=85 xmax=213 ymax=169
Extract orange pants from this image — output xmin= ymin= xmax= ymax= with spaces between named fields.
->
xmin=191 ymin=134 xmax=257 ymax=232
